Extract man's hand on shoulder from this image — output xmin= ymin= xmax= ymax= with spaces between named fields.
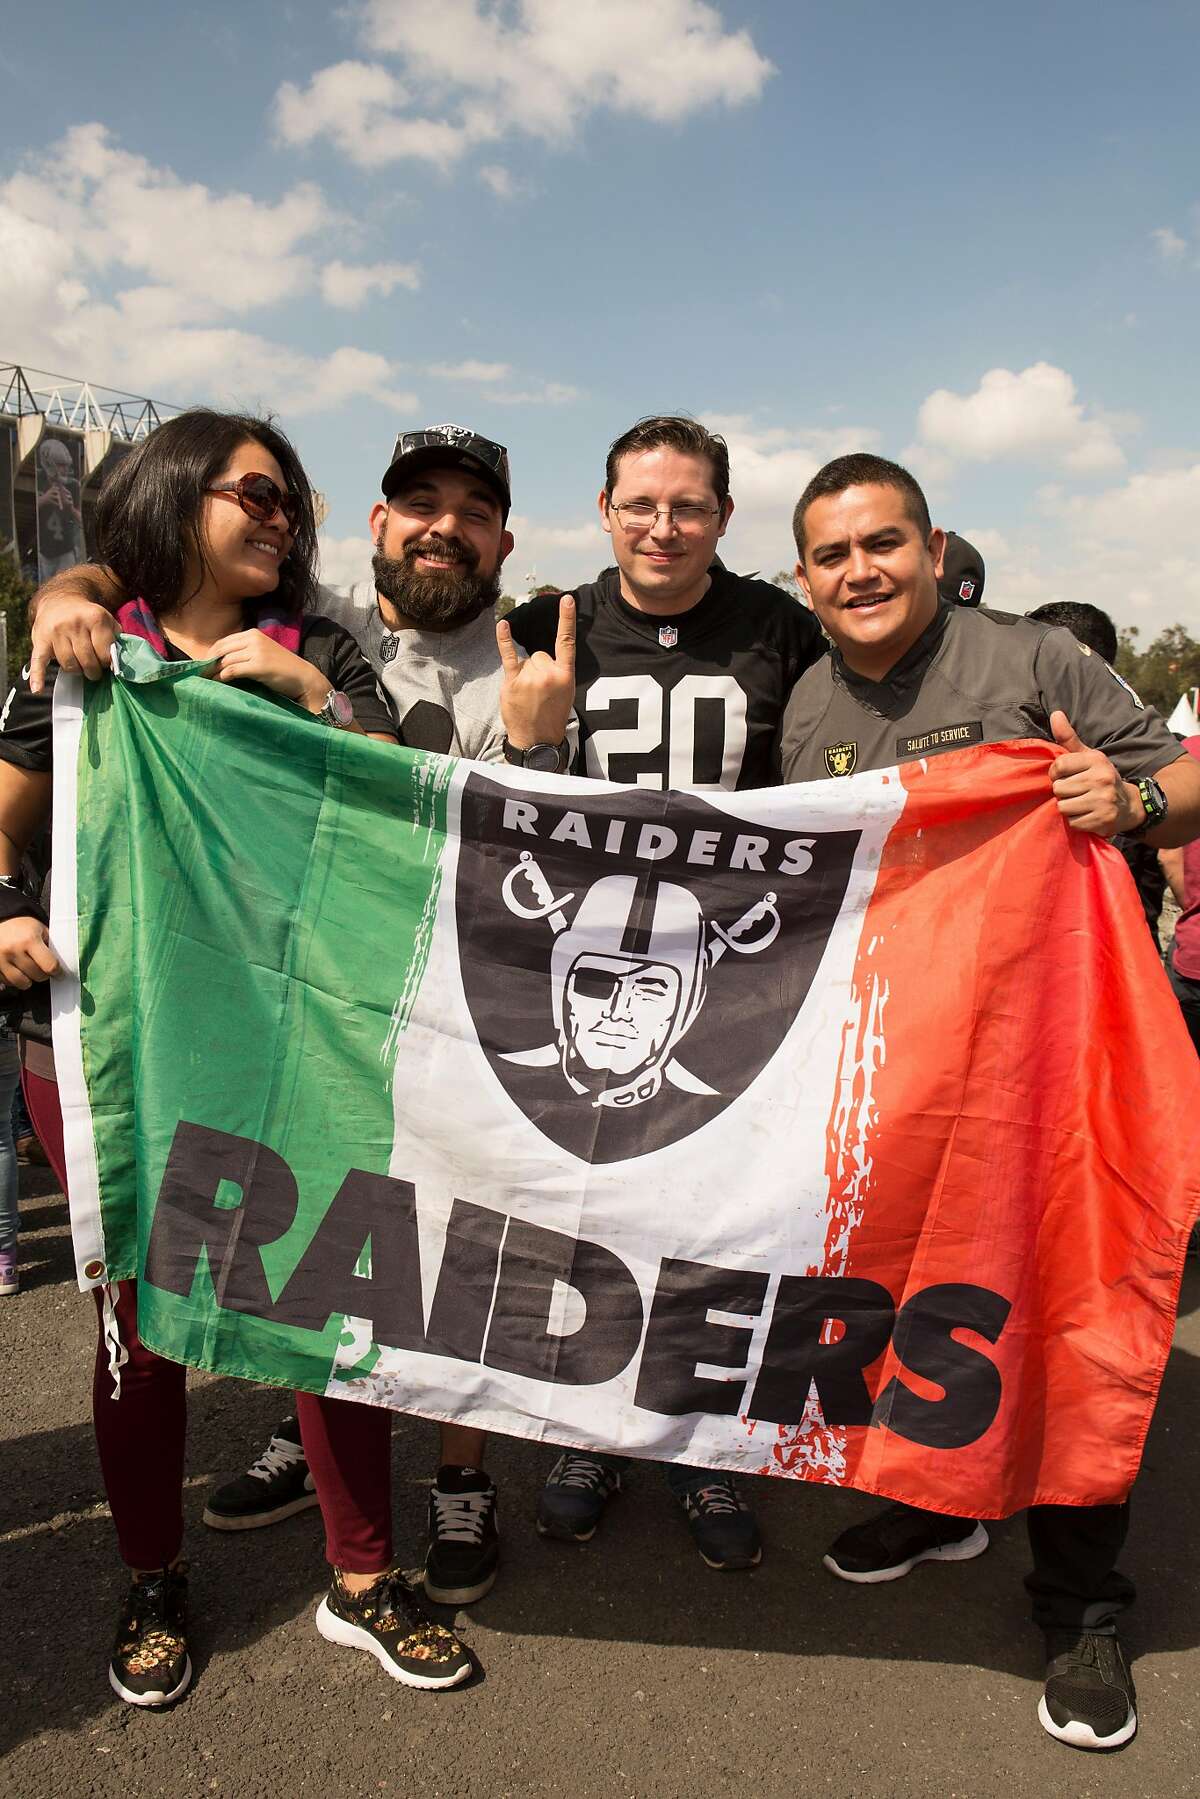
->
xmin=1048 ymin=711 xmax=1142 ymax=837
xmin=496 ymin=593 xmax=576 ymax=751
xmin=28 ymin=564 xmax=125 ymax=694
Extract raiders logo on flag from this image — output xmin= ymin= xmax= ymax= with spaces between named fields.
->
xmin=454 ymin=773 xmax=861 ymax=1161
xmin=658 ymin=625 xmax=679 ymax=649
xmin=823 ymin=742 xmax=858 ymax=778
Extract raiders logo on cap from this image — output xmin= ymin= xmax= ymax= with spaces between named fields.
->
xmin=823 ymin=742 xmax=858 ymax=778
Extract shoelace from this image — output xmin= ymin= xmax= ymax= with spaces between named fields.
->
xmin=431 ymin=1487 xmax=491 ymax=1544
xmin=552 ymin=1454 xmax=612 ymax=1493
xmin=248 ymin=1436 xmax=305 ymax=1483
xmin=688 ymin=1483 xmax=742 ymax=1516
xmin=372 ymin=1571 xmax=435 ymax=1634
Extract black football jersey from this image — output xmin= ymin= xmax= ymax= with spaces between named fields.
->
xmin=509 ymin=566 xmax=825 ymax=791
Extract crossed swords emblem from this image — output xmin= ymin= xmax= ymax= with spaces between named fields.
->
xmin=497 ymin=851 xmax=782 ymax=1104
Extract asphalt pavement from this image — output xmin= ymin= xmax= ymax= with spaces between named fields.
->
xmin=2 ymin=1163 xmax=1197 ymax=1799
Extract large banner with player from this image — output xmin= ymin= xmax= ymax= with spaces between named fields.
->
xmin=51 ymin=648 xmax=1200 ymax=1519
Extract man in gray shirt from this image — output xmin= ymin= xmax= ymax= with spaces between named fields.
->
xmin=780 ymin=451 xmax=1200 ymax=1757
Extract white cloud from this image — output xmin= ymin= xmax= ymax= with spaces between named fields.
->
xmin=318 ymin=531 xmax=377 ymax=592
xmin=275 ymin=0 xmax=773 ymax=169
xmin=1151 ymin=225 xmax=1187 ymax=261
xmin=479 ymin=164 xmax=520 ymax=200
xmin=911 ymin=362 xmax=1131 ymax=475
xmin=493 ymin=379 xmax=579 ymax=405
xmin=429 ymin=359 xmax=512 ymax=381
xmin=703 ymin=413 xmax=884 ymax=574
xmin=505 ymin=513 xmax=607 ymax=593
xmin=0 ymin=125 xmax=417 ymax=413
xmin=320 ymin=259 xmax=421 ymax=309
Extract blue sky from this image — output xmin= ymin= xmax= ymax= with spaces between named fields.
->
xmin=3 ymin=1 xmax=1198 ymax=633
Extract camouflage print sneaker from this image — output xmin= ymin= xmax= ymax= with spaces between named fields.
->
xmin=316 ymin=1568 xmax=473 ymax=1690
xmin=108 ymin=1564 xmax=192 ymax=1707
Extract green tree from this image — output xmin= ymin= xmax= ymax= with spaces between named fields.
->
xmin=0 ymin=556 xmax=33 ymax=685
xmin=1116 ymin=624 xmax=1200 ymax=716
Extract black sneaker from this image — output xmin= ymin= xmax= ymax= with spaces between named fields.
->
xmin=823 ymin=1501 xmax=989 ymax=1583
xmin=108 ymin=1565 xmax=192 ymax=1708
xmin=315 ymin=1568 xmax=472 ymax=1690
xmin=202 ymin=1416 xmax=318 ymax=1531
xmin=678 ymin=1478 xmax=762 ymax=1570
xmin=536 ymin=1453 xmax=621 ymax=1542
xmin=1038 ymin=1629 xmax=1137 ymax=1750
xmin=423 ymin=1465 xmax=499 ymax=1605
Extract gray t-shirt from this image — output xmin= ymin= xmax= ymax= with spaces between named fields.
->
xmin=318 ymin=583 xmax=508 ymax=762
xmin=780 ymin=603 xmax=1181 ymax=784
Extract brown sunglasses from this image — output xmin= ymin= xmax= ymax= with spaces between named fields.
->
xmin=206 ymin=472 xmax=304 ymax=532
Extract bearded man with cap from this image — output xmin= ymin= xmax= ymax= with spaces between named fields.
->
xmin=779 ymin=450 xmax=1200 ymax=1757
xmin=25 ymin=423 xmax=578 ymax=1621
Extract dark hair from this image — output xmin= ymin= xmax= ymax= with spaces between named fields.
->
xmin=1026 ymin=602 xmax=1118 ymax=663
xmin=793 ymin=452 xmax=932 ymax=558
xmin=605 ymin=415 xmax=730 ymax=507
xmin=94 ymin=409 xmax=319 ymax=618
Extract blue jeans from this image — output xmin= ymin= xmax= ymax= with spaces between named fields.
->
xmin=0 ymin=1036 xmax=21 ymax=1260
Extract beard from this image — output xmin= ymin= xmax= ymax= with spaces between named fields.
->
xmin=372 ymin=535 xmax=501 ymax=630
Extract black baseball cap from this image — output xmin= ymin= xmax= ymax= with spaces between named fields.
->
xmin=381 ymin=424 xmax=511 ymax=520
xmin=939 ymin=531 xmax=985 ymax=606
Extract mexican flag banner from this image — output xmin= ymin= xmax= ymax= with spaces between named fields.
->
xmin=51 ymin=649 xmax=1200 ymax=1520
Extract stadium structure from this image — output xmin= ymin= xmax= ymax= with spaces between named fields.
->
xmin=0 ymin=364 xmax=181 ymax=586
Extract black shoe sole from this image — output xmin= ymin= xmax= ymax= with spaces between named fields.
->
xmin=202 ymin=1491 xmax=320 ymax=1531
xmin=422 ymin=1562 xmax=499 ymax=1606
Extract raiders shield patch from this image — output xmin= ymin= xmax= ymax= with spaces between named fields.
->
xmin=823 ymin=742 xmax=858 ymax=778
xmin=454 ymin=773 xmax=862 ymax=1161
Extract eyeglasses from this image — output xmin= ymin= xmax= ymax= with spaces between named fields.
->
xmin=206 ymin=473 xmax=304 ymax=532
xmin=610 ymin=501 xmax=722 ymax=534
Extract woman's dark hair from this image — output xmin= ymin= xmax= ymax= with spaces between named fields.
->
xmin=94 ymin=409 xmax=320 ymax=617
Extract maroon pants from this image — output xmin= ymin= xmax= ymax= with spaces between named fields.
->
xmin=24 ymin=1069 xmax=393 ymax=1573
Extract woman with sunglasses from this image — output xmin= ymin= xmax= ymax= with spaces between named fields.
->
xmin=0 ymin=409 xmax=474 ymax=1706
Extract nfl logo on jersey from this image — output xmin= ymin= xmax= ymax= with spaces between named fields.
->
xmin=658 ymin=625 xmax=679 ymax=649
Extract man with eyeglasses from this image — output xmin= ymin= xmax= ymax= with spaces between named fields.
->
xmin=507 ymin=413 xmax=827 ymax=1569
xmin=24 ymin=422 xmax=578 ymax=1636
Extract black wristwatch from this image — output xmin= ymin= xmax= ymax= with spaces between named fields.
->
xmin=1125 ymin=774 xmax=1169 ymax=836
xmin=502 ymin=737 xmax=569 ymax=774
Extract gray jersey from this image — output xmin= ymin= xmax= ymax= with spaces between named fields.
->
xmin=780 ymin=603 xmax=1181 ymax=784
xmin=317 ymin=583 xmax=508 ymax=762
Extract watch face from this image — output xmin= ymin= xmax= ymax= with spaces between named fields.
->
xmin=326 ymin=689 xmax=355 ymax=728
xmin=524 ymin=742 xmax=562 ymax=774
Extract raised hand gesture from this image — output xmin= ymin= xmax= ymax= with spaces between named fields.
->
xmin=496 ymin=594 xmax=576 ymax=751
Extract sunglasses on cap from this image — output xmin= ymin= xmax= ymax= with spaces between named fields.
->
xmin=394 ymin=425 xmax=508 ymax=473
xmin=206 ymin=472 xmax=304 ymax=533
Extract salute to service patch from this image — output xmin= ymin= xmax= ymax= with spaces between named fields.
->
xmin=823 ymin=742 xmax=857 ymax=777
xmin=897 ymin=721 xmax=984 ymax=758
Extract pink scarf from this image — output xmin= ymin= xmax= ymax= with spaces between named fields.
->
xmin=117 ymin=597 xmax=302 ymax=657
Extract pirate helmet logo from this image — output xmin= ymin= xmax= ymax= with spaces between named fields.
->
xmin=498 ymin=855 xmax=779 ymax=1110
xmin=452 ymin=773 xmax=862 ymax=1161
xmin=823 ymin=741 xmax=858 ymax=778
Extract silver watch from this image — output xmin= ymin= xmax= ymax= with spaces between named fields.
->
xmin=318 ymin=688 xmax=355 ymax=729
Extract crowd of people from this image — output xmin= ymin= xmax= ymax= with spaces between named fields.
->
xmin=1 ymin=410 xmax=1197 ymax=1755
